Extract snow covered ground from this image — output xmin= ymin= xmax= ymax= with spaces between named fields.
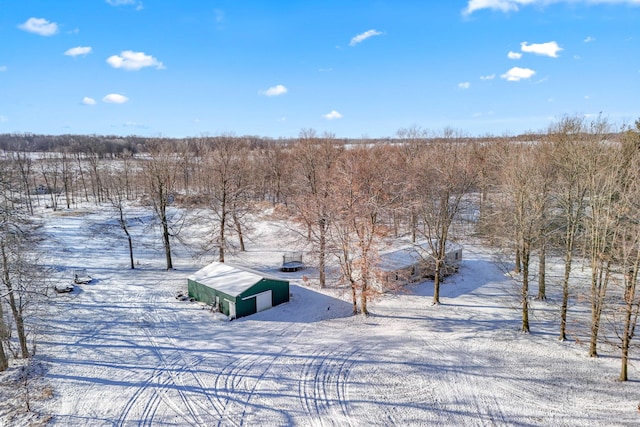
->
xmin=2 ymin=206 xmax=639 ymax=426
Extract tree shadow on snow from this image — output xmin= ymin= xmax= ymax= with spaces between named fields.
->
xmin=236 ymin=284 xmax=353 ymax=324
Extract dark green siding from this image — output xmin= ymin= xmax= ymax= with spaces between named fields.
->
xmin=238 ymin=278 xmax=290 ymax=306
xmin=188 ymin=279 xmax=235 ymax=315
xmin=188 ymin=277 xmax=289 ymax=319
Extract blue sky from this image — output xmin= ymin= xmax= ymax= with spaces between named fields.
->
xmin=1 ymin=0 xmax=639 ymax=139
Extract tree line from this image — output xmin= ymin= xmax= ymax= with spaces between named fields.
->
xmin=1 ymin=116 xmax=639 ymax=382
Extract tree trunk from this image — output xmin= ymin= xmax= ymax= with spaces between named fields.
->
xmin=233 ymin=212 xmax=245 ymax=252
xmin=1 ymin=243 xmax=29 ymax=358
xmin=0 ymin=297 xmax=9 ymax=371
xmin=521 ymin=242 xmax=531 ymax=333
xmin=360 ymin=279 xmax=369 ymax=316
xmin=537 ymin=241 xmax=546 ymax=300
xmin=559 ymin=250 xmax=573 ymax=341
xmin=319 ymin=218 xmax=326 ymax=288
xmin=620 ymin=315 xmax=631 ymax=381
xmin=619 ymin=263 xmax=638 ymax=381
xmin=433 ymin=259 xmax=442 ymax=305
xmin=351 ymin=280 xmax=358 ymax=315
xmin=219 ymin=194 xmax=226 ymax=263
xmin=589 ymin=262 xmax=610 ymax=357
xmin=160 ymin=207 xmax=173 ymax=270
xmin=411 ymin=208 xmax=417 ymax=243
xmin=127 ymin=233 xmax=134 ymax=270
xmin=514 ymin=247 xmax=522 ymax=274
xmin=118 ymin=209 xmax=135 ymax=270
xmin=76 ymin=154 xmax=90 ymax=202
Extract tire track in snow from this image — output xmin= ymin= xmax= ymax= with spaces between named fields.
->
xmin=133 ymin=332 xmax=206 ymax=426
xmin=208 ymin=324 xmax=307 ymax=426
xmin=211 ymin=356 xmax=245 ymax=427
xmin=143 ymin=307 xmax=233 ymax=426
xmin=297 ymin=347 xmax=359 ymax=426
xmin=117 ymin=303 xmax=218 ymax=426
xmin=416 ymin=331 xmax=510 ymax=426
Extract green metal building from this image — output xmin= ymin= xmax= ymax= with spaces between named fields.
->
xmin=187 ymin=262 xmax=290 ymax=320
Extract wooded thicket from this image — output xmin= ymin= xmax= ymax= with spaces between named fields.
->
xmin=1 ymin=115 xmax=639 ymax=381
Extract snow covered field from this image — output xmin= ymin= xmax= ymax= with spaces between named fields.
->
xmin=2 ymin=206 xmax=639 ymax=426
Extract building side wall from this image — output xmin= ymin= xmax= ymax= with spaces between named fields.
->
xmin=188 ymin=279 xmax=236 ymax=316
xmin=240 ymin=279 xmax=290 ymax=307
xmin=188 ymin=277 xmax=290 ymax=319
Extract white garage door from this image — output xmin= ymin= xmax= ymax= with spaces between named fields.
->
xmin=255 ymin=290 xmax=273 ymax=312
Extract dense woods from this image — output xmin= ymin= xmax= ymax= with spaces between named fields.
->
xmin=1 ymin=115 xmax=640 ymax=381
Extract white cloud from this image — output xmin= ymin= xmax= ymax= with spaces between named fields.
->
xmin=521 ymin=41 xmax=562 ymax=57
xmin=103 ymin=93 xmax=129 ymax=104
xmin=500 ymin=67 xmax=536 ymax=81
xmin=480 ymin=74 xmax=496 ymax=80
xmin=464 ymin=0 xmax=640 ymax=15
xmin=82 ymin=97 xmax=97 ymax=105
xmin=458 ymin=82 xmax=471 ymax=89
xmin=18 ymin=17 xmax=59 ymax=36
xmin=106 ymin=0 xmax=143 ymax=9
xmin=107 ymin=51 xmax=164 ymax=70
xmin=65 ymin=46 xmax=92 ymax=57
xmin=584 ymin=36 xmax=595 ymax=43
xmin=260 ymin=84 xmax=288 ymax=97
xmin=0 ymin=116 xmax=7 ymax=123
xmin=323 ymin=110 xmax=343 ymax=120
xmin=463 ymin=0 xmax=528 ymax=15
xmin=508 ymin=51 xmax=522 ymax=59
xmin=349 ymin=29 xmax=383 ymax=46
xmin=0 ymin=66 xmax=7 ymax=72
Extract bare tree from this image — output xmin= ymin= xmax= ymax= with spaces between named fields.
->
xmin=104 ymin=170 xmax=136 ymax=269
xmin=0 ymin=160 xmax=45 ymax=363
xmin=290 ymin=130 xmax=341 ymax=287
xmin=85 ymin=150 xmax=105 ymax=204
xmin=534 ymin=145 xmax=556 ymax=301
xmin=583 ymin=119 xmax=626 ymax=357
xmin=199 ymin=136 xmax=251 ymax=262
xmin=548 ymin=116 xmax=591 ymax=341
xmin=493 ymin=144 xmax=553 ymax=333
xmin=413 ymin=139 xmax=477 ymax=305
xmin=10 ymin=151 xmax=35 ymax=215
xmin=38 ymin=153 xmax=61 ymax=211
xmin=614 ymin=121 xmax=640 ymax=380
xmin=143 ymin=140 xmax=180 ymax=270
xmin=329 ymin=146 xmax=398 ymax=315
xmin=1 ymin=235 xmax=30 ymax=358
xmin=0 ymin=163 xmax=12 ymax=371
xmin=613 ymin=200 xmax=640 ymax=380
xmin=254 ymin=141 xmax=292 ymax=205
xmin=396 ymin=126 xmax=430 ymax=242
xmin=74 ymin=151 xmax=90 ymax=203
xmin=60 ymin=150 xmax=74 ymax=209
xmin=0 ymin=290 xmax=8 ymax=371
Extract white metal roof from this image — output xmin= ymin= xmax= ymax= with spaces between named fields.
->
xmin=378 ymin=241 xmax=462 ymax=272
xmin=188 ymin=262 xmax=284 ymax=297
